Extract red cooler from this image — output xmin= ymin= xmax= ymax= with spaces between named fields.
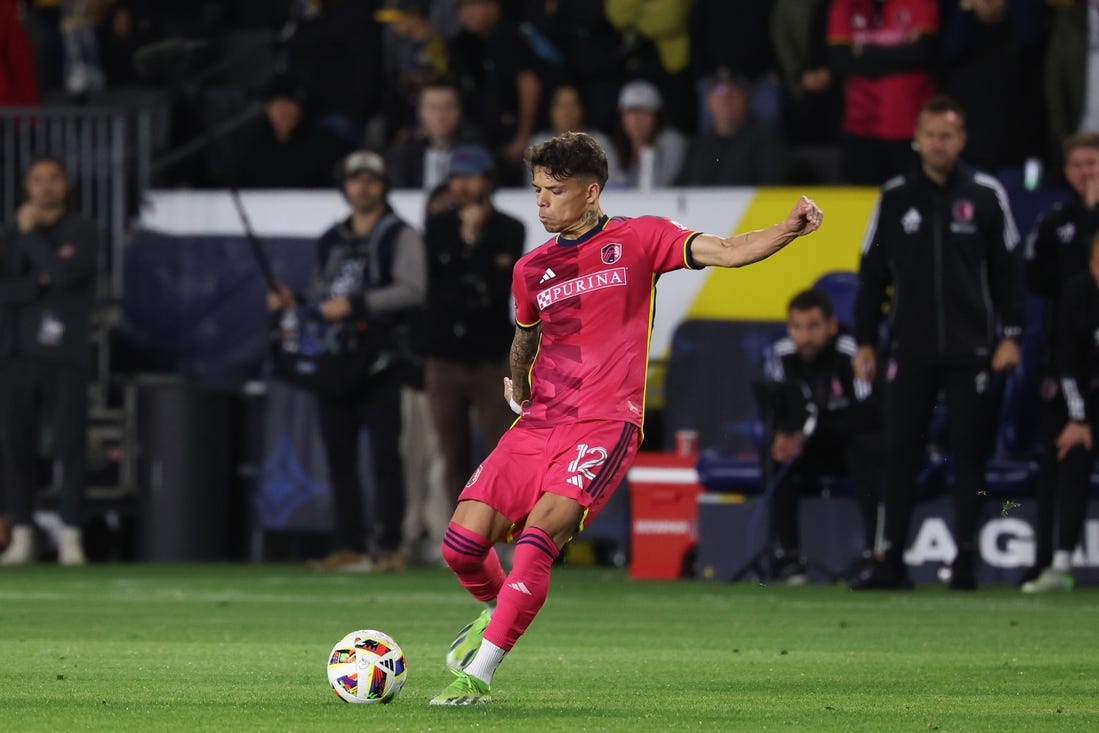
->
xmin=627 ymin=451 xmax=703 ymax=579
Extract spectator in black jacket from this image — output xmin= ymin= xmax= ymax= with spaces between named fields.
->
xmin=0 ymin=155 xmax=98 ymax=566
xmin=1020 ymin=131 xmax=1099 ymax=582
xmin=851 ymin=96 xmax=1025 ymax=590
xmin=422 ymin=144 xmax=524 ymax=504
xmin=1022 ymin=234 xmax=1099 ymax=594
xmin=232 ymin=76 xmax=353 ymax=189
xmin=761 ymin=288 xmax=883 ymax=584
xmin=448 ymin=0 xmax=542 ymax=183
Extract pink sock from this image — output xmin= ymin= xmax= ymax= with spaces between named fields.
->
xmin=442 ymin=522 xmax=505 ymax=602
xmin=483 ymin=527 xmax=558 ymax=651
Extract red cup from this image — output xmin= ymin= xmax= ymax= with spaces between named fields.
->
xmin=675 ymin=429 xmax=699 ymax=457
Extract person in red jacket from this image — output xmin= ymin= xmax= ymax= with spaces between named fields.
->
xmin=827 ymin=0 xmax=939 ymax=185
xmin=0 ymin=0 xmax=39 ymax=106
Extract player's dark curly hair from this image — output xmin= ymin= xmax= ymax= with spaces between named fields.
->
xmin=525 ymin=132 xmax=608 ymax=189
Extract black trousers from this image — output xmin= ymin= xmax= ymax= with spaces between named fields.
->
xmin=771 ymin=429 xmax=883 ymax=554
xmin=1029 ymin=380 xmax=1064 ymax=570
xmin=1046 ymin=392 xmax=1099 ymax=555
xmin=882 ymin=359 xmax=999 ymax=563
xmin=315 ymin=370 xmax=406 ymax=555
xmin=0 ymin=359 xmax=88 ymax=526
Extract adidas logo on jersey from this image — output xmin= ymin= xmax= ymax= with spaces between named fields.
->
xmin=539 ymin=268 xmax=556 ymax=284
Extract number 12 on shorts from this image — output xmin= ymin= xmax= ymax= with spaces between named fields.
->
xmin=567 ymin=443 xmax=608 ymax=490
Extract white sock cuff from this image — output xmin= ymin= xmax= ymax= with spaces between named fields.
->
xmin=465 ymin=639 xmax=506 ymax=685
xmin=1052 ymin=550 xmax=1072 ymax=573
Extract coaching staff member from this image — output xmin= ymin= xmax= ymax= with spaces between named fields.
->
xmin=1020 ymin=132 xmax=1099 ymax=583
xmin=851 ymin=95 xmax=1025 ymax=590
xmin=0 ymin=155 xmax=98 ymax=566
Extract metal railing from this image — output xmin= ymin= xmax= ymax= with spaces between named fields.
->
xmin=1 ymin=105 xmax=151 ymax=300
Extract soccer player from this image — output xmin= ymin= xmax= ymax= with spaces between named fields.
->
xmin=430 ymin=131 xmax=823 ymax=706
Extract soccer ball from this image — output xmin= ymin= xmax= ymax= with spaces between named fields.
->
xmin=326 ymin=629 xmax=408 ymax=704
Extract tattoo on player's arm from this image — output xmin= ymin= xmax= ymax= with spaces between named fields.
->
xmin=509 ymin=327 xmax=540 ymax=402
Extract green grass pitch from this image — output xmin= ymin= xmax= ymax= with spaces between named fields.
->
xmin=1 ymin=564 xmax=1097 ymax=732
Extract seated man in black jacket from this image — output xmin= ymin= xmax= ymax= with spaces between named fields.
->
xmin=761 ymin=288 xmax=883 ymax=584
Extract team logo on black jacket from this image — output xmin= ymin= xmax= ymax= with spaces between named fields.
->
xmin=901 ymin=207 xmax=922 ymax=234
xmin=951 ymin=199 xmax=977 ymax=234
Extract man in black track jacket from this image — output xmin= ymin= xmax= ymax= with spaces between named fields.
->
xmin=850 ymin=96 xmax=1025 ymax=590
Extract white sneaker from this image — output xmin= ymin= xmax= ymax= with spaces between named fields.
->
xmin=1022 ymin=567 xmax=1074 ymax=594
xmin=58 ymin=526 xmax=87 ymax=566
xmin=0 ymin=525 xmax=35 ymax=565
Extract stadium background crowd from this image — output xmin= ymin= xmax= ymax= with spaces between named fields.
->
xmin=1 ymin=0 xmax=1098 ymax=586
xmin=0 ymin=0 xmax=1072 ymax=190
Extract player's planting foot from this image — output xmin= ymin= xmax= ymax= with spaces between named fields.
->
xmin=446 ymin=608 xmax=492 ymax=671
xmin=1021 ymin=568 xmax=1075 ymax=594
xmin=428 ymin=670 xmax=491 ymax=706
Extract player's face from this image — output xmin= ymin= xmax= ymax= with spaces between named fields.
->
xmin=787 ymin=307 xmax=837 ymax=361
xmin=531 ymin=166 xmax=596 ymax=235
xmin=343 ymin=172 xmax=386 ymax=214
xmin=915 ymin=110 xmax=966 ymax=177
xmin=24 ymin=160 xmax=68 ymax=209
xmin=1064 ymin=146 xmax=1099 ymax=198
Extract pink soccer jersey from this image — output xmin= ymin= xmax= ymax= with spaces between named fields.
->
xmin=512 ymin=214 xmax=701 ymax=427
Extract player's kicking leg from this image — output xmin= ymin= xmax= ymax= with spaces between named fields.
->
xmin=431 ymin=494 xmax=580 ymax=706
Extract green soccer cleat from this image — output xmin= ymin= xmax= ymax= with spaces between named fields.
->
xmin=446 ymin=608 xmax=491 ymax=671
xmin=428 ymin=670 xmax=492 ymax=706
xmin=1021 ymin=568 xmax=1075 ymax=594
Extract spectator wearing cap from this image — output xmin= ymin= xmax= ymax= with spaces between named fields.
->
xmin=232 ymin=75 xmax=354 ymax=189
xmin=266 ymin=150 xmax=426 ymax=573
xmin=385 ymin=78 xmax=485 ymax=191
xmin=677 ymin=71 xmax=786 ymax=186
xmin=612 ymin=79 xmax=687 ymax=190
xmin=421 ymin=144 xmax=525 ymax=504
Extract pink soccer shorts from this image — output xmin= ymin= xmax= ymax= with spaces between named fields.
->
xmin=459 ymin=419 xmax=640 ymax=540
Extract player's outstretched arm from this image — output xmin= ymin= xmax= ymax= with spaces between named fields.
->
xmin=689 ymin=196 xmax=822 ymax=269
